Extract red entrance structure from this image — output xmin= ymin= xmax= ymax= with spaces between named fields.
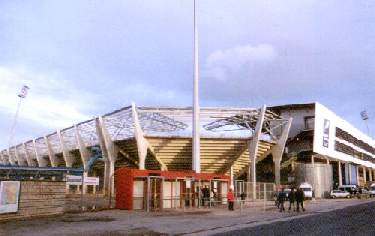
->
xmin=115 ymin=168 xmax=230 ymax=211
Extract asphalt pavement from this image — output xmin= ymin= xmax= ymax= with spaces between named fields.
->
xmin=215 ymin=201 xmax=375 ymax=236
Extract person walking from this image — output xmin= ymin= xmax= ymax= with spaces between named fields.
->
xmin=288 ymin=188 xmax=296 ymax=212
xmin=210 ymin=189 xmax=215 ymax=207
xmin=277 ymin=188 xmax=286 ymax=212
xmin=296 ymin=187 xmax=305 ymax=212
xmin=227 ymin=186 xmax=235 ymax=211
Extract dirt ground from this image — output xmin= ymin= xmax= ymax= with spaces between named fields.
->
xmin=1 ymin=198 xmax=374 ymax=236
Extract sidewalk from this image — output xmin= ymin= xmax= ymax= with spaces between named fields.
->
xmin=1 ymin=198 xmax=374 ymax=236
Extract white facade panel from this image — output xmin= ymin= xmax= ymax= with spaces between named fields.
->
xmin=313 ymin=102 xmax=375 ymax=169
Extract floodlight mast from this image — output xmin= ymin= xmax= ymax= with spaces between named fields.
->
xmin=8 ymin=85 xmax=29 ymax=149
xmin=192 ymin=0 xmax=200 ymax=173
xmin=361 ymin=110 xmax=370 ymax=136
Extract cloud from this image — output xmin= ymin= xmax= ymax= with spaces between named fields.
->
xmin=0 ymin=66 xmax=92 ymax=129
xmin=204 ymin=44 xmax=277 ymax=81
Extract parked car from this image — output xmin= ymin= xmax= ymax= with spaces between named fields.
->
xmin=356 ymin=187 xmax=371 ymax=199
xmin=369 ymin=184 xmax=375 ymax=197
xmin=330 ymin=190 xmax=351 ymax=198
xmin=299 ymin=182 xmax=313 ymax=199
xmin=338 ymin=185 xmax=358 ymax=195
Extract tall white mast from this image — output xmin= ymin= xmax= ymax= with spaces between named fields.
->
xmin=8 ymin=85 xmax=30 ymax=149
xmin=192 ymin=0 xmax=200 ymax=173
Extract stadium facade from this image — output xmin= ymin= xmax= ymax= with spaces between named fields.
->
xmin=1 ymin=102 xmax=374 ymax=199
xmin=0 ymin=103 xmax=291 ymax=197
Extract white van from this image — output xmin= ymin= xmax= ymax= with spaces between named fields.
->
xmin=299 ymin=182 xmax=313 ymax=198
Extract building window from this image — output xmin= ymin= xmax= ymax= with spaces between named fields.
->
xmin=304 ymin=116 xmax=315 ymax=130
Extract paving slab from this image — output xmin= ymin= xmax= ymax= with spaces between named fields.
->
xmin=0 ymin=198 xmax=374 ymax=236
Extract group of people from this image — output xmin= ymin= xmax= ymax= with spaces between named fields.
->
xmin=226 ymin=186 xmax=307 ymax=212
xmin=200 ymin=185 xmax=215 ymax=206
xmin=277 ymin=187 xmax=305 ymax=212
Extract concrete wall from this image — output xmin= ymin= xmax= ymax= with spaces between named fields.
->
xmin=0 ymin=181 xmax=65 ymax=221
xmin=295 ymin=163 xmax=333 ymax=198
xmin=279 ymin=108 xmax=315 ymax=138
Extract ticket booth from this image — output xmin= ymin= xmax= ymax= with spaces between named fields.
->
xmin=115 ymin=168 xmax=230 ymax=211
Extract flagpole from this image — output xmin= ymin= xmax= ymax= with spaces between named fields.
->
xmin=192 ymin=0 xmax=200 ymax=173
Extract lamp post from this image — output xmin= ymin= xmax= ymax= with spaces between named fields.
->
xmin=360 ymin=110 xmax=370 ymax=136
xmin=8 ymin=85 xmax=30 ymax=149
xmin=192 ymin=0 xmax=200 ymax=173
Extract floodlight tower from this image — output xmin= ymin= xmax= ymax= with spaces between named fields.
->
xmin=192 ymin=0 xmax=201 ymax=173
xmin=360 ymin=110 xmax=370 ymax=136
xmin=8 ymin=85 xmax=30 ymax=148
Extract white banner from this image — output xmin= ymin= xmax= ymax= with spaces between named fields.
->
xmin=66 ymin=175 xmax=99 ymax=186
xmin=66 ymin=175 xmax=82 ymax=185
xmin=84 ymin=177 xmax=99 ymax=186
xmin=0 ymin=181 xmax=20 ymax=214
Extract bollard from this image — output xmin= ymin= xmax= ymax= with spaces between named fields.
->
xmin=263 ymin=183 xmax=266 ymax=212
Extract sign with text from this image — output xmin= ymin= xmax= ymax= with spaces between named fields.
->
xmin=66 ymin=175 xmax=82 ymax=185
xmin=84 ymin=177 xmax=99 ymax=186
xmin=322 ymin=119 xmax=330 ymax=148
xmin=66 ymin=175 xmax=99 ymax=186
xmin=0 ymin=181 xmax=20 ymax=214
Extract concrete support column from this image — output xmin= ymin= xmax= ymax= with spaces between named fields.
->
xmin=270 ymin=117 xmax=292 ymax=190
xmin=229 ymin=166 xmax=234 ymax=188
xmin=311 ymin=155 xmax=316 ymax=191
xmin=109 ymin=160 xmax=115 ymax=197
xmin=363 ymin=167 xmax=367 ymax=184
xmin=274 ymin=158 xmax=281 ymax=187
xmin=23 ymin=143 xmax=34 ymax=166
xmin=103 ymin=160 xmax=110 ymax=194
xmin=15 ymin=146 xmax=27 ymax=166
xmin=96 ymin=116 xmax=117 ymax=196
xmin=369 ymin=168 xmax=373 ymax=182
xmin=75 ymin=125 xmax=90 ymax=194
xmin=57 ymin=130 xmax=74 ymax=168
xmin=248 ymin=105 xmax=266 ymax=200
xmin=356 ymin=165 xmax=359 ymax=186
xmin=348 ymin=163 xmax=352 ymax=185
xmin=338 ymin=161 xmax=343 ymax=186
xmin=82 ymin=172 xmax=88 ymax=194
xmin=45 ymin=136 xmax=58 ymax=167
xmin=132 ymin=103 xmax=150 ymax=170
xmin=7 ymin=148 xmax=16 ymax=165
xmin=250 ymin=154 xmax=256 ymax=199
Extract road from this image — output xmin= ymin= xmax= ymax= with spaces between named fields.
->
xmin=216 ymin=201 xmax=375 ymax=236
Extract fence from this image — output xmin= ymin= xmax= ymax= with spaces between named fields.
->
xmin=234 ymin=181 xmax=276 ymax=201
xmin=130 ymin=177 xmax=276 ymax=212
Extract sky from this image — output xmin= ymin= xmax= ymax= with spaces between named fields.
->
xmin=0 ymin=0 xmax=375 ymax=148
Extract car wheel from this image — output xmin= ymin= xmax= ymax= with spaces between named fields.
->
xmin=332 ymin=195 xmax=336 ymax=199
xmin=346 ymin=195 xmax=351 ymax=199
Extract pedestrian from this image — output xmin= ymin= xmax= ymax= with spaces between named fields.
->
xmin=296 ymin=187 xmax=305 ymax=212
xmin=210 ymin=189 xmax=215 ymax=206
xmin=278 ymin=188 xmax=286 ymax=212
xmin=288 ymin=188 xmax=296 ymax=212
xmin=227 ymin=186 xmax=235 ymax=211
xmin=274 ymin=191 xmax=280 ymax=208
xmin=240 ymin=192 xmax=246 ymax=204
